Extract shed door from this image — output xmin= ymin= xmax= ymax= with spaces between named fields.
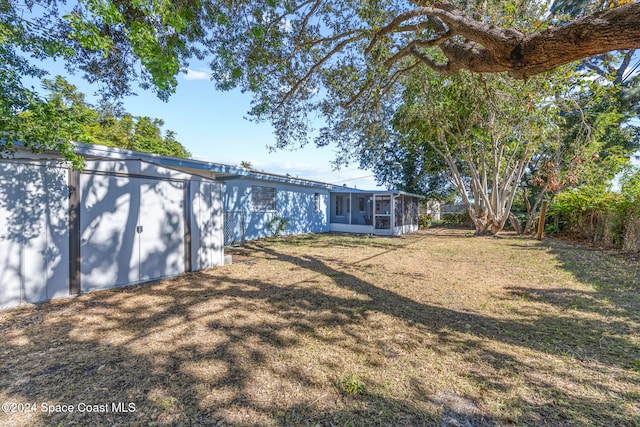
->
xmin=138 ymin=177 xmax=185 ymax=281
xmin=80 ymin=174 xmax=185 ymax=292
xmin=191 ymin=180 xmax=223 ymax=269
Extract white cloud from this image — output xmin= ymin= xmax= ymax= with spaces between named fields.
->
xmin=182 ymin=68 xmax=210 ymax=81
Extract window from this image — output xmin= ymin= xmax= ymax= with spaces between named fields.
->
xmin=358 ymin=197 xmax=365 ymax=212
xmin=251 ymin=186 xmax=275 ymax=211
xmin=314 ymin=193 xmax=320 ymax=211
xmin=335 ymin=195 xmax=343 ymax=216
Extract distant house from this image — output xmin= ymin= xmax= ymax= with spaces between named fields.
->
xmin=421 ymin=200 xmax=441 ymax=221
xmin=0 ymin=143 xmax=422 ymax=309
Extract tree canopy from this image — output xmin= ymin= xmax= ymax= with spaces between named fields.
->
xmin=201 ymin=0 xmax=640 ymax=150
xmin=2 ymin=1 xmax=639 ymax=144
xmin=48 ymin=76 xmax=191 ymax=159
xmin=2 ymin=75 xmax=190 ymax=166
xmin=380 ymin=59 xmax=639 ymax=234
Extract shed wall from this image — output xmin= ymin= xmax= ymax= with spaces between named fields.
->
xmin=0 ymin=162 xmax=69 ymax=307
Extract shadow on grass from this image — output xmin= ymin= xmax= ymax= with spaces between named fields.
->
xmin=0 ymin=233 xmax=638 ymax=426
xmin=506 ymin=238 xmax=639 ymax=333
xmin=541 ymin=238 xmax=640 ymax=293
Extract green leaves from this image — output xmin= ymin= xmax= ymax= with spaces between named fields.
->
xmin=3 ymin=92 xmax=88 ymax=170
xmin=2 ymin=0 xmax=637 ymax=179
xmin=548 ymin=176 xmax=640 ymax=249
xmin=65 ymin=11 xmax=112 ymax=55
xmin=231 ymin=67 xmax=243 ymax=80
xmin=1 ymin=75 xmax=190 ymax=168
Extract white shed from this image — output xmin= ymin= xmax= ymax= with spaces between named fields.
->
xmin=0 ymin=145 xmax=224 ymax=309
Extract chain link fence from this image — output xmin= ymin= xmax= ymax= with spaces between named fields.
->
xmin=224 ymin=211 xmax=245 ymax=247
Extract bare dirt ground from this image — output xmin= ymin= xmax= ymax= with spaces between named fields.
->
xmin=1 ymin=228 xmax=638 ymax=426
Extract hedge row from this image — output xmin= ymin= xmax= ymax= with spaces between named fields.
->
xmin=547 ymin=172 xmax=640 ymax=250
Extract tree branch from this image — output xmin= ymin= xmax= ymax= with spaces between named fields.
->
xmin=279 ymin=34 xmax=365 ymax=107
xmin=382 ymin=33 xmax=454 ymax=67
xmin=406 ymin=46 xmax=459 ymax=74
xmin=372 ymin=2 xmax=640 ymax=79
xmin=616 ymin=49 xmax=635 ymax=85
xmin=365 ymin=8 xmax=440 ymax=55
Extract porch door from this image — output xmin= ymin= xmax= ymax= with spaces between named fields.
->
xmin=374 ymin=195 xmax=392 ymax=233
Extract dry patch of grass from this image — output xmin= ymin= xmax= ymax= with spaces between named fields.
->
xmin=0 ymin=229 xmax=638 ymax=426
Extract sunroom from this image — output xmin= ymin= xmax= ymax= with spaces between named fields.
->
xmin=329 ymin=189 xmax=422 ymax=236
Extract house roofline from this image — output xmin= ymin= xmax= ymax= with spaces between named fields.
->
xmin=9 ymin=141 xmax=420 ymax=195
xmin=71 ymin=142 xmax=335 ymax=189
xmin=329 ymin=187 xmax=425 ymax=199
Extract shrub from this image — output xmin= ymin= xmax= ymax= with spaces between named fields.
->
xmin=548 ymin=168 xmax=640 ymax=250
xmin=440 ymin=212 xmax=474 ymax=227
xmin=419 ymin=214 xmax=432 ymax=229
xmin=548 ymin=186 xmax=613 ymax=242
xmin=267 ymin=216 xmax=289 ymax=237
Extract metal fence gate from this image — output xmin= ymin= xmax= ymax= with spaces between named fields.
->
xmin=224 ymin=210 xmax=245 ymax=247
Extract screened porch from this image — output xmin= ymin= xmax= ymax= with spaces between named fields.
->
xmin=329 ymin=190 xmax=421 ymax=236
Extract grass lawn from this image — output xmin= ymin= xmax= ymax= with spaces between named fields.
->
xmin=1 ymin=228 xmax=638 ymax=426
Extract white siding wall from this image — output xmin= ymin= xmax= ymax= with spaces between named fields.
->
xmin=223 ymin=179 xmax=330 ymax=241
xmin=0 ymin=162 xmax=69 ymax=308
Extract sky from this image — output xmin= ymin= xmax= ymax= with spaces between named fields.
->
xmin=128 ymin=67 xmax=381 ymax=189
xmin=40 ymin=58 xmax=383 ymax=190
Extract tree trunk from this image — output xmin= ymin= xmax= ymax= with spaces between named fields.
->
xmin=523 ymin=186 xmax=548 ymax=235
xmin=509 ymin=213 xmax=523 ymax=235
